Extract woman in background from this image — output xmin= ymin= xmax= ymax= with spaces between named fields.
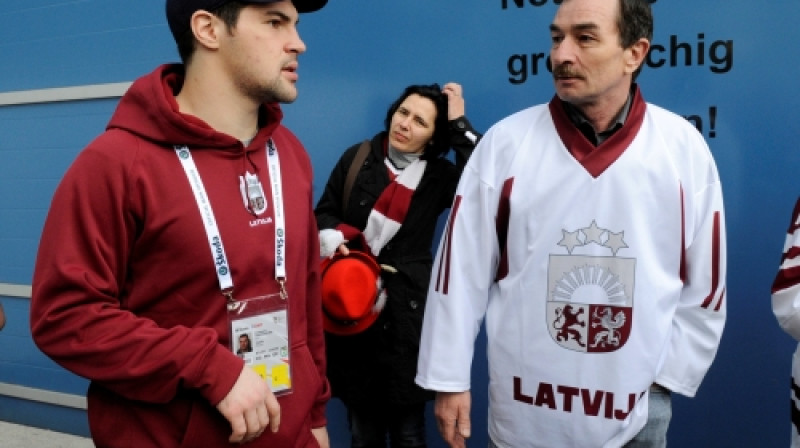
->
xmin=315 ymin=83 xmax=481 ymax=448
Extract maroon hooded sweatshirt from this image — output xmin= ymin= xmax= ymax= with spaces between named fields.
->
xmin=30 ymin=65 xmax=330 ymax=447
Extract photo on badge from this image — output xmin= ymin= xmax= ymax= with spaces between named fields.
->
xmin=227 ymin=293 xmax=293 ymax=396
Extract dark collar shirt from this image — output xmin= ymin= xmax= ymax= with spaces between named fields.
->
xmin=563 ymin=90 xmax=633 ymax=146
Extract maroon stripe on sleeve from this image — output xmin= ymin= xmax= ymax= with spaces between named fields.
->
xmin=772 ymin=198 xmax=800 ymax=294
xmin=789 ymin=198 xmax=800 ymax=234
xmin=495 ymin=178 xmax=514 ymax=281
xmin=773 ymin=266 xmax=800 ymax=294
xmin=701 ymin=211 xmax=722 ymax=309
xmin=436 ymin=195 xmax=462 ymax=294
xmin=679 ymin=187 xmax=687 ymax=284
xmin=715 ymin=287 xmax=725 ymax=312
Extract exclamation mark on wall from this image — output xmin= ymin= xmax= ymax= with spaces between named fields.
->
xmin=709 ymin=106 xmax=717 ymax=138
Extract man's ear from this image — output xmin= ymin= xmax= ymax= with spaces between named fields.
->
xmin=625 ymin=38 xmax=650 ymax=75
xmin=190 ymin=10 xmax=221 ymax=50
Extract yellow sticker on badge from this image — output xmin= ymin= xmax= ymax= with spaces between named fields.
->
xmin=271 ymin=363 xmax=291 ymax=389
xmin=251 ymin=364 xmax=268 ymax=381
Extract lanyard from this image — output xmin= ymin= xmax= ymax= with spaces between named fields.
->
xmin=175 ymin=140 xmax=287 ymax=300
xmin=266 ymin=140 xmax=288 ymax=298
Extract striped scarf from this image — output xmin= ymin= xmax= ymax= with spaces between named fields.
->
xmin=362 ymin=158 xmax=427 ymax=256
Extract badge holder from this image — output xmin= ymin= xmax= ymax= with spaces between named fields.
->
xmin=227 ymin=293 xmax=293 ymax=396
xmin=177 ymin=142 xmax=294 ymax=396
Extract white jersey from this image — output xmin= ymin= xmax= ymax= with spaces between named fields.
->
xmin=771 ymin=198 xmax=800 ymax=448
xmin=416 ymin=90 xmax=726 ymax=447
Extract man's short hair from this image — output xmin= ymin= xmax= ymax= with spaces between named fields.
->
xmin=618 ymin=0 xmax=653 ymax=80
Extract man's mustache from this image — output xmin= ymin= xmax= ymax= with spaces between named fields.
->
xmin=553 ymin=64 xmax=583 ymax=79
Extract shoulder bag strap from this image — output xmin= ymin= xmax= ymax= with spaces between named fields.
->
xmin=341 ymin=140 xmax=371 ymax=216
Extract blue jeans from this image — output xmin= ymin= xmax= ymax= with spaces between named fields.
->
xmin=348 ymin=402 xmax=427 ymax=448
xmin=624 ymin=384 xmax=672 ymax=448
xmin=487 ymin=384 xmax=671 ymax=448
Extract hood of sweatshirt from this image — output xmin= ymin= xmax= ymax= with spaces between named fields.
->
xmin=106 ymin=64 xmax=283 ymax=152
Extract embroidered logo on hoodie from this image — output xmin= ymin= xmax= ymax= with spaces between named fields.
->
xmin=240 ymin=171 xmax=267 ymax=216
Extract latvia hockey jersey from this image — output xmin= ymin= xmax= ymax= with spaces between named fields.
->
xmin=416 ymin=88 xmax=726 ymax=447
xmin=772 ymin=197 xmax=800 ymax=448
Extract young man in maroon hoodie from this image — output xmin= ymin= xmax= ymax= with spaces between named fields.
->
xmin=30 ymin=1 xmax=330 ymax=447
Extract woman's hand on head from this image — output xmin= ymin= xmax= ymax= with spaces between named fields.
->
xmin=442 ymin=83 xmax=465 ymax=120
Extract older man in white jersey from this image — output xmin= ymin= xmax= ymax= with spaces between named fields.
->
xmin=416 ymin=0 xmax=727 ymax=447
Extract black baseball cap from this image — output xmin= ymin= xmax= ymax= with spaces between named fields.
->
xmin=166 ymin=0 xmax=327 ymax=40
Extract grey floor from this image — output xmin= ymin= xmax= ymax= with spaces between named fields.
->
xmin=0 ymin=420 xmax=93 ymax=448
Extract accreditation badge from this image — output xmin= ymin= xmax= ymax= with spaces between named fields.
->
xmin=227 ymin=293 xmax=292 ymax=396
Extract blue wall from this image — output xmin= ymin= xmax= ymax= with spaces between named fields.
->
xmin=1 ymin=0 xmax=798 ymax=446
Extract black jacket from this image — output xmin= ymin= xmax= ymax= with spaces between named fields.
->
xmin=315 ymin=118 xmax=480 ymax=406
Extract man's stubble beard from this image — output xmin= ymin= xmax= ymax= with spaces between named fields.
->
xmin=243 ymin=75 xmax=298 ymax=105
